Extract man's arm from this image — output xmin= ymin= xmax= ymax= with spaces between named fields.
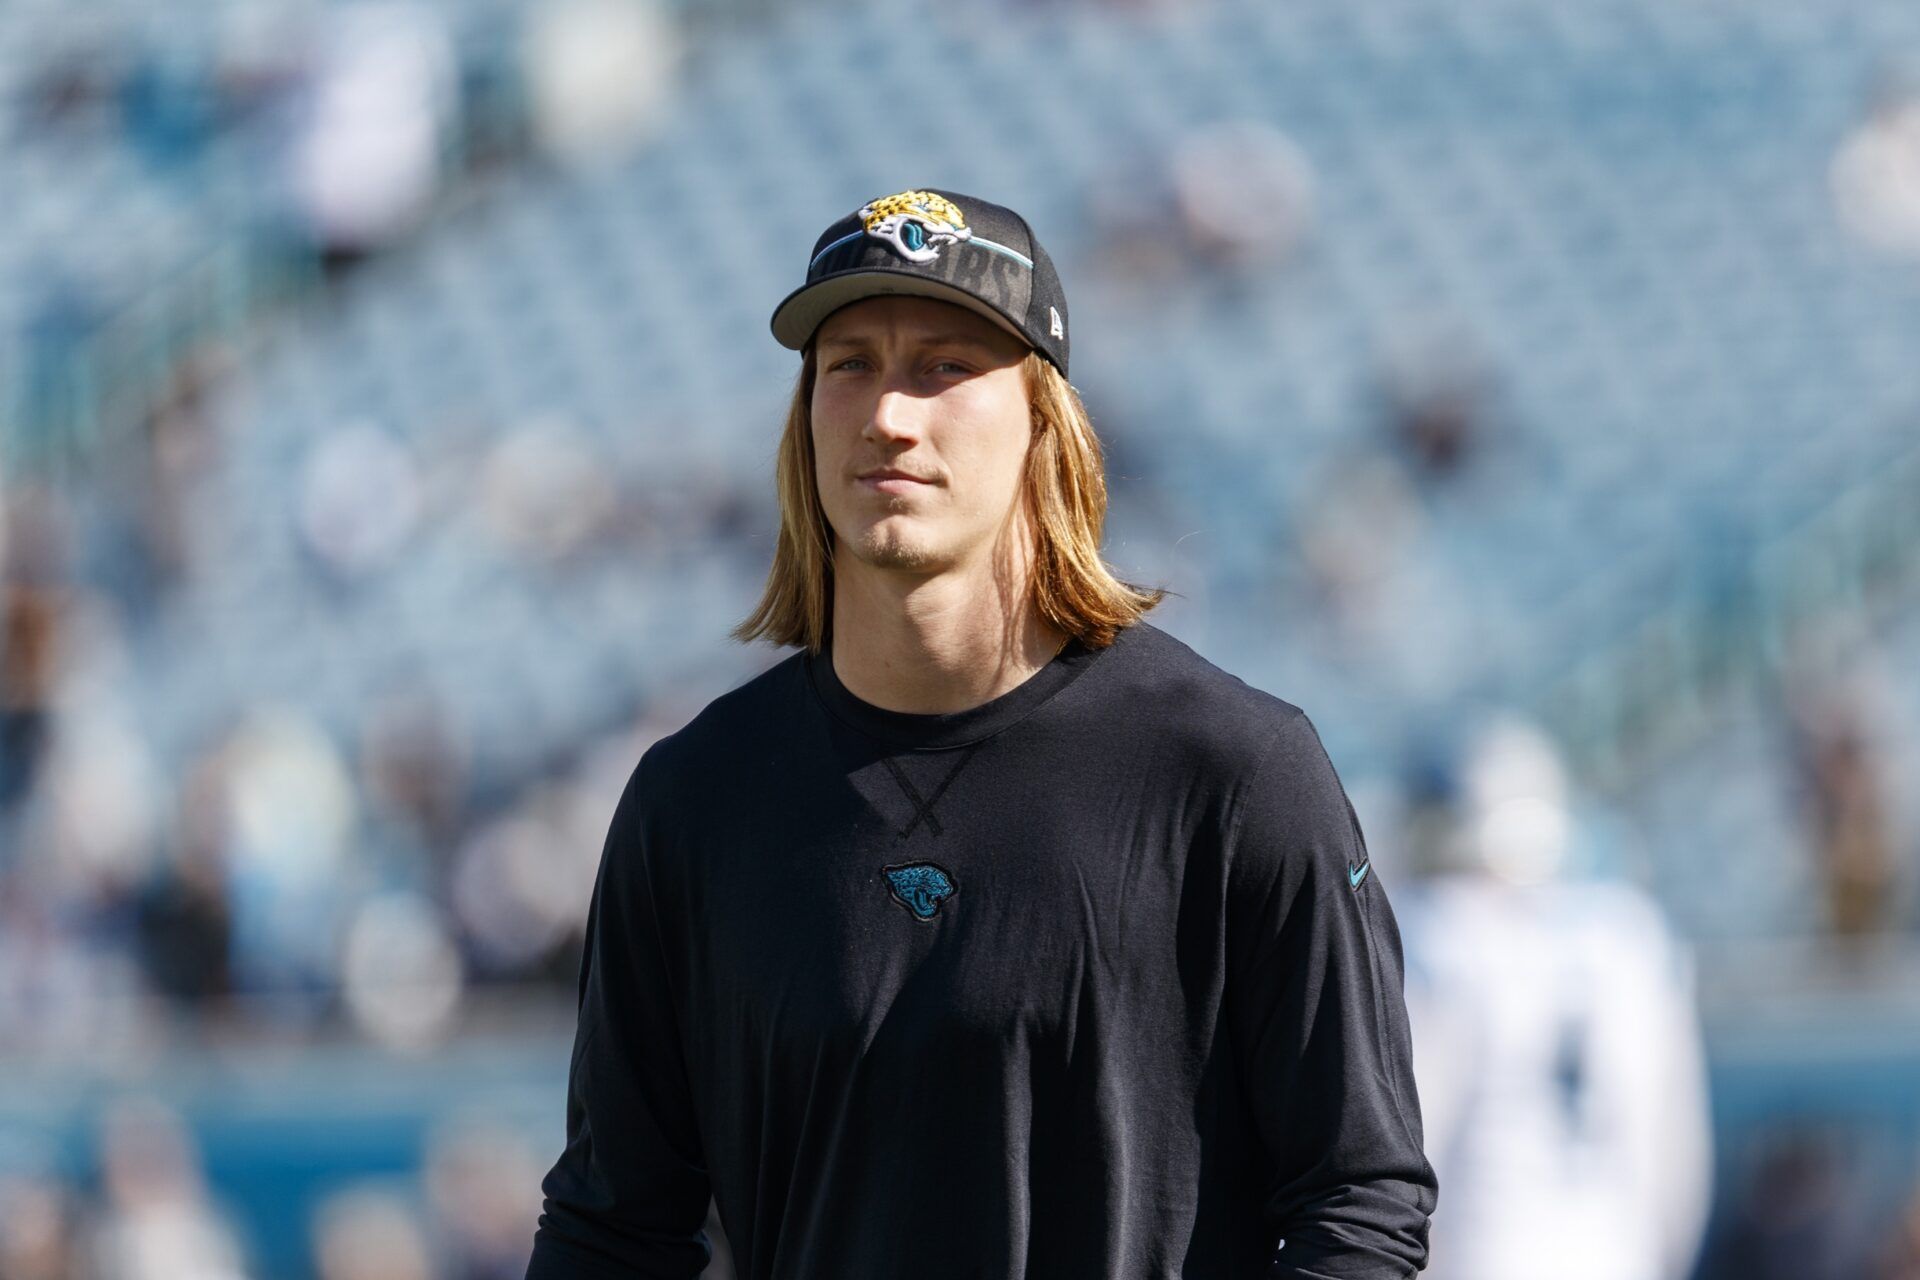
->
xmin=526 ymin=753 xmax=714 ymax=1280
xmin=1223 ymin=709 xmax=1438 ymax=1279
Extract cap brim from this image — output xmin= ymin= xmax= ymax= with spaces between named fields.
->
xmin=769 ymin=268 xmax=1033 ymax=355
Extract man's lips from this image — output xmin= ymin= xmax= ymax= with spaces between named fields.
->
xmin=858 ymin=469 xmax=935 ymax=491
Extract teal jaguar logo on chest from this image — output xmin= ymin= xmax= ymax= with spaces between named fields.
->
xmin=880 ymin=862 xmax=957 ymax=921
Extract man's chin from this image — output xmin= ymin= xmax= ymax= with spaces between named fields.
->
xmin=860 ymin=547 xmax=945 ymax=574
xmin=846 ymin=528 xmax=947 ymax=574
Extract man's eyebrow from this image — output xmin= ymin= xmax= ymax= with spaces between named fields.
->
xmin=816 ymin=331 xmax=999 ymax=353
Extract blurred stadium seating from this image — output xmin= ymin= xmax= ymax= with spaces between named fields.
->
xmin=4 ymin=0 xmax=1920 ymax=1276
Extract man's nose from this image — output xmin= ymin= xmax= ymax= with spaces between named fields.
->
xmin=863 ymin=378 xmax=925 ymax=443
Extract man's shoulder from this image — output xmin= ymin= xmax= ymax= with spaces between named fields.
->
xmin=637 ymin=648 xmax=808 ymax=783
xmin=1102 ymin=620 xmax=1312 ymax=761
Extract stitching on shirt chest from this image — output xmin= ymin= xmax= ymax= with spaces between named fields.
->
xmin=879 ymin=740 xmax=983 ymax=840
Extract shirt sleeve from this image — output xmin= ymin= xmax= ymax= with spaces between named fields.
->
xmin=526 ymin=753 xmax=715 ymax=1280
xmin=1223 ymin=709 xmax=1438 ymax=1279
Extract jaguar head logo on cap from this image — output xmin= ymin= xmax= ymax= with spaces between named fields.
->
xmin=858 ymin=189 xmax=973 ymax=264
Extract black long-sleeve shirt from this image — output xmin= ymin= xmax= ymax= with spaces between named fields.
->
xmin=527 ymin=620 xmax=1436 ymax=1278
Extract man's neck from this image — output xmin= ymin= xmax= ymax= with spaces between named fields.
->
xmin=828 ymin=563 xmax=1069 ymax=716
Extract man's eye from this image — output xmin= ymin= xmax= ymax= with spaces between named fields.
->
xmin=826 ymin=357 xmax=968 ymax=374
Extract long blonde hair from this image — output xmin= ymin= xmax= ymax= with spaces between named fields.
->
xmin=731 ymin=345 xmax=1166 ymax=654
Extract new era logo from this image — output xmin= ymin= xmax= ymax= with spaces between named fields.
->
xmin=1049 ymin=306 xmax=1064 ymax=339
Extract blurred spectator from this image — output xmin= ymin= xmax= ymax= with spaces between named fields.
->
xmin=21 ymin=45 xmax=123 ymax=134
xmin=1085 ymin=123 xmax=1315 ymax=291
xmin=82 ymin=1097 xmax=253 ymax=1279
xmin=311 ymin=1184 xmax=435 ymax=1280
xmin=2 ymin=486 xmax=72 ymax=829
xmin=340 ymin=890 xmax=465 ymax=1052
xmin=211 ymin=6 xmax=312 ymax=128
xmin=357 ymin=681 xmax=472 ymax=859
xmin=136 ymin=754 xmax=235 ymax=1014
xmin=1785 ymin=679 xmax=1901 ymax=938
xmin=520 ymin=0 xmax=682 ymax=169
xmin=447 ymin=736 xmax=631 ymax=985
xmin=1832 ymin=63 xmax=1920 ymax=258
xmin=298 ymin=421 xmax=424 ymax=581
xmin=219 ymin=708 xmax=357 ymax=1016
xmin=1375 ymin=319 xmax=1495 ymax=485
xmin=34 ymin=697 xmax=166 ymax=955
xmin=1293 ymin=447 xmax=1428 ymax=645
xmin=284 ymin=3 xmax=458 ymax=278
xmin=0 ymin=870 xmax=89 ymax=1053
xmin=1084 ymin=150 xmax=1191 ymax=287
xmin=0 ymin=1173 xmax=81 ymax=1280
xmin=475 ymin=421 xmax=616 ymax=565
xmin=0 ymin=579 xmax=61 ymax=818
xmin=1884 ymin=1179 xmax=1920 ymax=1280
xmin=1712 ymin=1128 xmax=1862 ymax=1280
xmin=451 ymin=801 xmax=581 ymax=980
xmin=1288 ymin=444 xmax=1483 ymax=706
xmin=1169 ymin=119 xmax=1316 ymax=274
xmin=1398 ymin=711 xmax=1712 ymax=1280
xmin=114 ymin=342 xmax=230 ymax=613
xmin=422 ymin=1118 xmax=545 ymax=1279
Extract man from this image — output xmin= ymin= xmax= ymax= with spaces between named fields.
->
xmin=526 ymin=188 xmax=1436 ymax=1279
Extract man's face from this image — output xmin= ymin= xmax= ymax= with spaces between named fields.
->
xmin=810 ymin=294 xmax=1034 ymax=578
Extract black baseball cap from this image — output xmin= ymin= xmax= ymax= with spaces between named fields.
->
xmin=769 ymin=187 xmax=1070 ymax=376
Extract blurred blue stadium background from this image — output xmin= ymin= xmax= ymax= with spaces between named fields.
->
xmin=3 ymin=0 xmax=1919 ymax=1275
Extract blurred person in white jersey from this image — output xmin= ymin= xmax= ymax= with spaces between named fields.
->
xmin=1395 ymin=712 xmax=1711 ymax=1280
